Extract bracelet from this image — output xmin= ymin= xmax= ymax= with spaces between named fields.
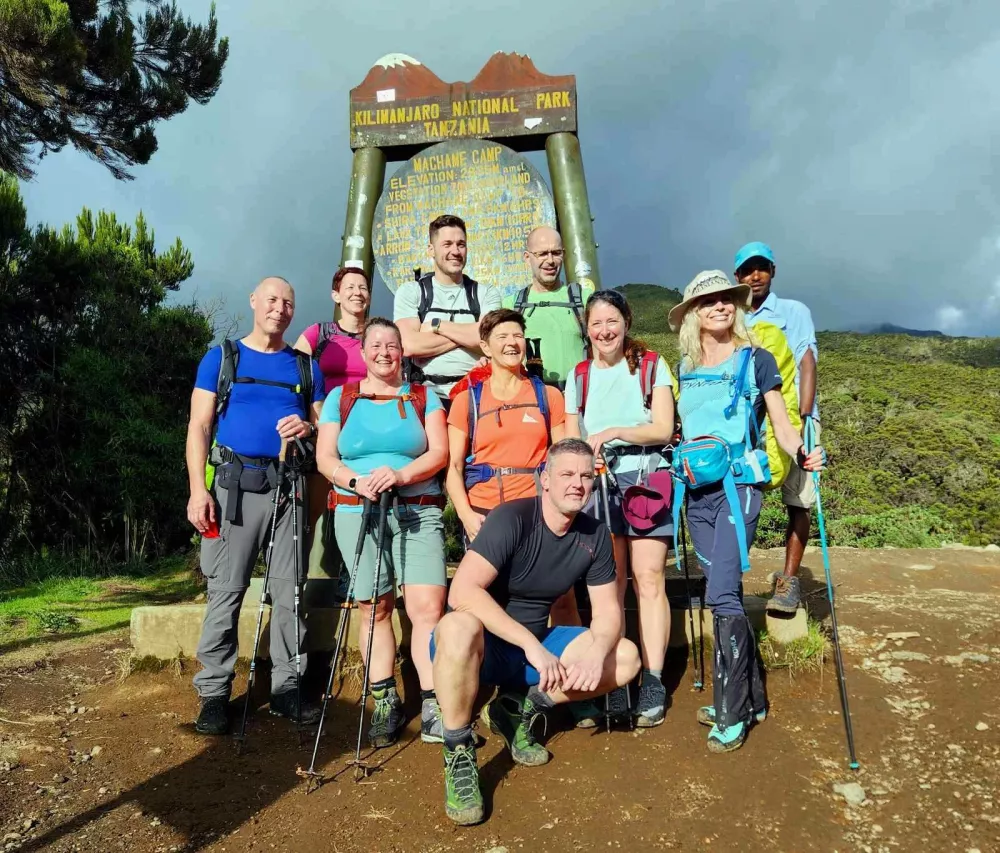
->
xmin=330 ymin=463 xmax=343 ymax=485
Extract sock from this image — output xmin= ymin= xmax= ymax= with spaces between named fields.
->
xmin=525 ymin=686 xmax=555 ymax=711
xmin=372 ymin=676 xmax=396 ymax=696
xmin=644 ymin=668 xmax=663 ymax=684
xmin=443 ymin=724 xmax=474 ymax=751
xmin=420 ymin=689 xmax=436 ymax=703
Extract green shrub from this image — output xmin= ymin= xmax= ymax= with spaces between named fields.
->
xmin=826 ymin=505 xmax=956 ymax=548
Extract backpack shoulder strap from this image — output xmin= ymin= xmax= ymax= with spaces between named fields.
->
xmin=639 ymin=350 xmax=658 ymax=410
xmin=468 ymin=380 xmax=485 ymax=453
xmin=463 ymin=275 xmax=482 ymax=320
xmin=294 ymin=349 xmax=313 ymax=415
xmin=339 ymin=382 xmax=362 ymax=428
xmin=573 ymin=360 xmax=591 ymax=418
xmin=566 ymin=282 xmax=587 ymax=339
xmin=513 ymin=285 xmax=531 ymax=316
xmin=215 ymin=339 xmax=239 ymax=417
xmin=408 ymin=383 xmax=428 ymax=426
xmin=417 ymin=273 xmax=436 ymax=322
xmin=529 ymin=375 xmax=552 ymax=443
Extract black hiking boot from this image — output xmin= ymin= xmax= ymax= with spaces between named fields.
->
xmin=195 ymin=696 xmax=229 ymax=735
xmin=269 ymin=690 xmax=321 ymax=725
xmin=368 ymin=684 xmax=406 ymax=748
xmin=635 ymin=676 xmax=667 ymax=728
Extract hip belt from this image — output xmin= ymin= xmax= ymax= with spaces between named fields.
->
xmin=328 ymin=491 xmax=445 ymax=510
xmin=210 ymin=445 xmax=281 ymax=521
xmin=463 ymin=462 xmax=545 ymax=503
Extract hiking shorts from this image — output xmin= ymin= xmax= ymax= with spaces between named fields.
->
xmin=782 ymin=423 xmax=819 ymax=510
xmin=583 ymin=468 xmax=673 ymax=538
xmin=430 ymin=625 xmax=587 ymax=689
xmin=333 ymin=504 xmax=445 ymax=601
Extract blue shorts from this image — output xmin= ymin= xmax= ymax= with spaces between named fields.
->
xmin=430 ymin=624 xmax=587 ymax=689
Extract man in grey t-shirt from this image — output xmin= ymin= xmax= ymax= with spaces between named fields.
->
xmin=394 ymin=214 xmax=502 ymax=402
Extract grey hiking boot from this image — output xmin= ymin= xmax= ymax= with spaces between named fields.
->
xmin=420 ymin=697 xmax=444 ymax=744
xmin=635 ymin=677 xmax=667 ymax=728
xmin=443 ymin=743 xmax=484 ymax=825
xmin=481 ymin=692 xmax=550 ymax=766
xmin=568 ymin=699 xmax=601 ymax=729
xmin=768 ymin=574 xmax=801 ymax=613
xmin=368 ymin=685 xmax=406 ymax=748
xmin=195 ymin=696 xmax=229 ymax=735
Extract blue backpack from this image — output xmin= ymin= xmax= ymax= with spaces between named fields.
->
xmin=671 ymin=347 xmax=769 ymax=573
xmin=462 ymin=374 xmax=551 ymax=502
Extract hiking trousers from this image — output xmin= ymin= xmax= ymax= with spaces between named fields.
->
xmin=193 ymin=477 xmax=307 ymax=699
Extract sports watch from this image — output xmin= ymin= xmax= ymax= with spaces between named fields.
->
xmin=348 ymin=476 xmax=358 ymax=491
xmin=430 ymin=318 xmax=442 ymax=333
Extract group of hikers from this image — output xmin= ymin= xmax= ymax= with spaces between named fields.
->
xmin=184 ymin=214 xmax=825 ymax=825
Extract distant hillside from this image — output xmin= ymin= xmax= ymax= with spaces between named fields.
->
xmin=616 ymin=283 xmax=1000 ymax=547
xmin=859 ymin=323 xmax=946 ymax=338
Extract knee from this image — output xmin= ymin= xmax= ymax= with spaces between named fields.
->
xmin=405 ymin=591 xmax=445 ymax=626
xmin=615 ymin=638 xmax=641 ymax=681
xmin=433 ymin=612 xmax=483 ymax=660
xmin=631 ymin=564 xmax=665 ymax=599
xmin=360 ymin=595 xmax=394 ymax=624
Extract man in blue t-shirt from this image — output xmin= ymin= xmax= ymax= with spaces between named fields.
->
xmin=737 ymin=242 xmax=819 ymax=614
xmin=185 ymin=276 xmax=325 ymax=736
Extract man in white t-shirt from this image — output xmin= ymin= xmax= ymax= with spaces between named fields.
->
xmin=394 ymin=214 xmax=503 ymax=405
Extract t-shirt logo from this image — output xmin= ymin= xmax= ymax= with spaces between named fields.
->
xmin=522 ymin=413 xmax=538 ymax=423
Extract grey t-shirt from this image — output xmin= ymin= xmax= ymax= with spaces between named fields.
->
xmin=393 ymin=277 xmax=502 ymax=398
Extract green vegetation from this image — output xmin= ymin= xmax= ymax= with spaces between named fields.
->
xmin=0 ymin=557 xmax=200 ymax=649
xmin=0 ymin=0 xmax=228 ymax=180
xmin=757 ymin=619 xmax=829 ymax=674
xmin=622 ymin=283 xmax=1000 ymax=548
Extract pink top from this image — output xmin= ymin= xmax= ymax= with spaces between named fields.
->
xmin=302 ymin=322 xmax=367 ymax=394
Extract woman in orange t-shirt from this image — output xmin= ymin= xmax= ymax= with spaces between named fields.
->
xmin=446 ymin=309 xmax=566 ymax=542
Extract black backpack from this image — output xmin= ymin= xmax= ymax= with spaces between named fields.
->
xmin=215 ymin=339 xmax=314 ymax=423
xmin=312 ymin=321 xmax=360 ymax=363
xmin=415 ymin=271 xmax=482 ymax=323
xmin=513 ymin=282 xmax=586 ymax=341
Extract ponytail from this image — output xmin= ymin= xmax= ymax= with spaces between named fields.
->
xmin=624 ymin=336 xmax=648 ymax=375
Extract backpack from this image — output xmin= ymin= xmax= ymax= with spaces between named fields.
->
xmin=416 ymin=272 xmax=482 ymax=323
xmin=573 ymin=350 xmax=661 ymax=419
xmin=671 ymin=346 xmax=769 ymax=574
xmin=338 ymin=382 xmax=428 ymax=429
xmin=513 ymin=282 xmax=587 ymax=341
xmin=461 ymin=372 xmax=552 ymax=501
xmin=313 ymin=321 xmax=360 ymax=363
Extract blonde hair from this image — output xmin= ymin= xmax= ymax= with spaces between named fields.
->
xmin=677 ymin=303 xmax=757 ymax=370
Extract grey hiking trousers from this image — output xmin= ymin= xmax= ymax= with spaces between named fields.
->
xmin=193 ymin=475 xmax=307 ymax=699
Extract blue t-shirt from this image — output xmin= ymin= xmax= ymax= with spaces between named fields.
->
xmin=320 ymin=384 xmax=443 ymax=511
xmin=195 ymin=341 xmax=325 ymax=459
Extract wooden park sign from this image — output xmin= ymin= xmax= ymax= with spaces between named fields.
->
xmin=350 ymin=52 xmax=577 ymax=153
xmin=338 ymin=52 xmax=601 ymax=300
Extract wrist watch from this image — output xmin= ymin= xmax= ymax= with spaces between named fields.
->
xmin=430 ymin=318 xmax=442 ymax=333
xmin=348 ymin=476 xmax=358 ymax=491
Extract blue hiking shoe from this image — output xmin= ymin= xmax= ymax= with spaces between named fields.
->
xmin=697 ymin=705 xmax=767 ymax=727
xmin=707 ymin=720 xmax=748 ymax=753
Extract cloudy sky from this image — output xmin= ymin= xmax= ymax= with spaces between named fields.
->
xmin=19 ymin=0 xmax=1000 ymax=338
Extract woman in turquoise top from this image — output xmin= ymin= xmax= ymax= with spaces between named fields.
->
xmin=563 ymin=289 xmax=676 ymax=728
xmin=670 ymin=271 xmax=824 ymax=754
xmin=316 ymin=317 xmax=448 ymax=749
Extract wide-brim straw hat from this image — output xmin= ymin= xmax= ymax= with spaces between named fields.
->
xmin=667 ymin=270 xmax=752 ymax=332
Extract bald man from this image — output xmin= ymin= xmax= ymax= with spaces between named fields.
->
xmin=186 ymin=277 xmax=326 ymax=735
xmin=505 ymin=227 xmax=593 ymax=390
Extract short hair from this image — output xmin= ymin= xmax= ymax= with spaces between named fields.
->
xmin=331 ymin=266 xmax=370 ymax=292
xmin=479 ymin=308 xmax=525 ymax=342
xmin=429 ymin=214 xmax=467 ymax=243
xmin=360 ymin=316 xmax=402 ymax=347
xmin=546 ymin=438 xmax=595 ymax=465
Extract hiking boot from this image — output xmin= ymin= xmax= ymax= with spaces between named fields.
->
xmin=443 ymin=743 xmax=484 ymax=825
xmin=605 ymin=685 xmax=630 ymax=723
xmin=269 ymin=690 xmax=321 ymax=725
xmin=707 ymin=720 xmax=748 ymax=753
xmin=481 ymin=692 xmax=550 ymax=767
xmin=368 ymin=685 xmax=406 ymax=748
xmin=568 ymin=699 xmax=601 ymax=729
xmin=635 ymin=677 xmax=667 ymax=728
xmin=768 ymin=574 xmax=801 ymax=613
xmin=697 ymin=705 xmax=768 ymax=727
xmin=195 ymin=696 xmax=229 ymax=736
xmin=420 ymin=697 xmax=444 ymax=744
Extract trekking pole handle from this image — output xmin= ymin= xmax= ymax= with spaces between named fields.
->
xmin=354 ymin=497 xmax=373 ymax=555
xmin=803 ymin=415 xmax=817 ymax=454
xmin=278 ymin=439 xmax=289 ymax=463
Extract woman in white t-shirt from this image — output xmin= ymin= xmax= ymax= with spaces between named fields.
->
xmin=563 ymin=289 xmax=676 ymax=729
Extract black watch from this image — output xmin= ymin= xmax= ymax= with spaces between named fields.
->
xmin=347 ymin=476 xmax=358 ymax=490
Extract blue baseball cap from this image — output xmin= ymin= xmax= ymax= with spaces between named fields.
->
xmin=734 ymin=242 xmax=775 ymax=271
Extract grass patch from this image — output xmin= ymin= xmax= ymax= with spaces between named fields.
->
xmin=0 ymin=556 xmax=201 ymax=649
xmin=757 ymin=618 xmax=830 ymax=674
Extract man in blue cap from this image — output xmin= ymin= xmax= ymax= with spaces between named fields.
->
xmin=735 ymin=242 xmax=818 ymax=613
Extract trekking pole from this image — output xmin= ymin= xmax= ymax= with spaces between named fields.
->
xmin=805 ymin=417 xmax=859 ymax=771
xmin=677 ymin=506 xmax=703 ymax=690
xmin=298 ymin=495 xmax=373 ymax=792
xmin=289 ymin=445 xmax=305 ymax=745
xmin=348 ymin=489 xmax=391 ymax=780
xmin=235 ymin=439 xmax=289 ymax=753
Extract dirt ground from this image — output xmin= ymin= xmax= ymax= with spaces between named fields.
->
xmin=1 ymin=548 xmax=998 ymax=853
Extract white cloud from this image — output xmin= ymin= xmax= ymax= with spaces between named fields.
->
xmin=937 ymin=305 xmax=966 ymax=331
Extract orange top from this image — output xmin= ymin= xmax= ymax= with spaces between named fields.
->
xmin=448 ymin=378 xmax=566 ymax=511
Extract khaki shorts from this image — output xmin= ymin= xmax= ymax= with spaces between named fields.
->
xmin=782 ymin=422 xmax=819 ymax=510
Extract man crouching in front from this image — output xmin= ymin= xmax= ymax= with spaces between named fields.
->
xmin=430 ymin=437 xmax=641 ymax=825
